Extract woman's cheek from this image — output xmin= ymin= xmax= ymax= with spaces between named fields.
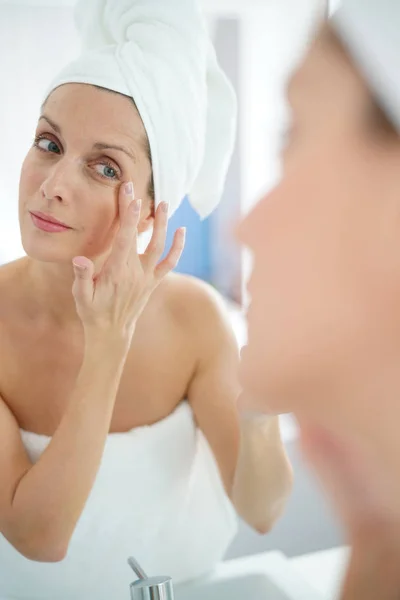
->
xmin=20 ymin=155 xmax=42 ymax=193
xmin=82 ymin=201 xmax=120 ymax=255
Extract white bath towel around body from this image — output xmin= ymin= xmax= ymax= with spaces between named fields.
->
xmin=0 ymin=402 xmax=237 ymax=599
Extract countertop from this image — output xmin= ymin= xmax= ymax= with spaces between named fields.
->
xmin=290 ymin=547 xmax=350 ymax=600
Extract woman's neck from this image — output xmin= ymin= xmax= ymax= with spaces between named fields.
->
xmin=22 ymin=257 xmax=84 ymax=328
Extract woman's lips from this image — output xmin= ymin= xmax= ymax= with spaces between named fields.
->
xmin=30 ymin=212 xmax=71 ymax=233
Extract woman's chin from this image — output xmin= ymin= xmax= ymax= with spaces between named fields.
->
xmin=21 ymin=236 xmax=76 ymax=264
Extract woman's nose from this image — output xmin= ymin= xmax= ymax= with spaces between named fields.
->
xmin=40 ymin=159 xmax=72 ymax=204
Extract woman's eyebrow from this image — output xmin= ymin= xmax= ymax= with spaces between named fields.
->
xmin=93 ymin=142 xmax=137 ymax=163
xmin=38 ymin=115 xmax=137 ymax=163
xmin=39 ymin=114 xmax=61 ymax=134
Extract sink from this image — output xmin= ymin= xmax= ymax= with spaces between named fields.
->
xmin=174 ymin=551 xmax=323 ymax=600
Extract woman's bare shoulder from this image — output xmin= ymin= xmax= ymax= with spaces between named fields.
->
xmin=156 ymin=272 xmax=230 ymax=328
xmin=0 ymin=258 xmax=28 ymax=321
xmin=0 ymin=258 xmax=27 ymax=283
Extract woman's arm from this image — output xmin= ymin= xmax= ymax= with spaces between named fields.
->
xmin=231 ymin=413 xmax=293 ymax=533
xmin=0 ymin=183 xmax=185 ymax=562
xmin=186 ymin=282 xmax=293 ymax=533
xmin=0 ymin=338 xmax=128 ymax=563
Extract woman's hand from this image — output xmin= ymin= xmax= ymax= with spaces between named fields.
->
xmin=71 ymin=182 xmax=185 ymax=343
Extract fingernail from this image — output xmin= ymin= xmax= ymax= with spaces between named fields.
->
xmin=131 ymin=198 xmax=142 ymax=213
xmin=179 ymin=227 xmax=187 ymax=243
xmin=73 ymin=261 xmax=87 ymax=271
xmin=125 ymin=182 xmax=134 ymax=196
xmin=161 ymin=202 xmax=169 ymax=214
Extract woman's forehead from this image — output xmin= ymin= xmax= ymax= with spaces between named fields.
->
xmin=42 ymin=83 xmax=146 ymax=151
xmin=288 ymin=24 xmax=362 ymax=111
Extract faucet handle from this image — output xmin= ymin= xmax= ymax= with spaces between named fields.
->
xmin=128 ymin=556 xmax=174 ymax=600
xmin=130 ymin=575 xmax=174 ymax=600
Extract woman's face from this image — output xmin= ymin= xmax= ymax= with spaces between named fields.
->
xmin=19 ymin=83 xmax=153 ymax=264
xmin=238 ymin=26 xmax=400 ymax=432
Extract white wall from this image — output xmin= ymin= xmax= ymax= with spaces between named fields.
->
xmin=0 ymin=5 xmax=79 ymax=262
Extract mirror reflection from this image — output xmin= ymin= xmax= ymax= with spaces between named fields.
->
xmin=2 ymin=0 xmax=399 ymax=599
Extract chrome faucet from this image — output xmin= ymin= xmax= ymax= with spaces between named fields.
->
xmin=128 ymin=556 xmax=175 ymax=600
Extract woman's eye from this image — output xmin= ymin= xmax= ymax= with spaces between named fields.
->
xmin=95 ymin=163 xmax=119 ymax=180
xmin=35 ymin=136 xmax=61 ymax=154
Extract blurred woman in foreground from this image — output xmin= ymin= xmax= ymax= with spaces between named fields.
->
xmin=238 ymin=1 xmax=400 ymax=598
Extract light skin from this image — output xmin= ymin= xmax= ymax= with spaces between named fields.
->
xmin=237 ymin=24 xmax=400 ymax=598
xmin=0 ymin=82 xmax=292 ymax=562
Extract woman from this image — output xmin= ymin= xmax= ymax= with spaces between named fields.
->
xmin=0 ymin=0 xmax=292 ymax=598
xmin=238 ymin=0 xmax=400 ymax=598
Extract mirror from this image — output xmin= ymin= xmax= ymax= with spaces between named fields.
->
xmin=4 ymin=0 xmax=396 ymax=599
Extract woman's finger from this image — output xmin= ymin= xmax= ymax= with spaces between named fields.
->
xmin=154 ymin=227 xmax=186 ymax=281
xmin=142 ymin=201 xmax=169 ymax=270
xmin=104 ymin=183 xmax=141 ymax=277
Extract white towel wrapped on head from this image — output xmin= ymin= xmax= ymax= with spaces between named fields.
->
xmin=332 ymin=0 xmax=400 ymax=132
xmin=45 ymin=0 xmax=237 ymax=219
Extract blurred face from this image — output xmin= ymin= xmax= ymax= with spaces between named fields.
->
xmin=238 ymin=26 xmax=400 ymax=432
xmin=19 ymin=83 xmax=153 ymax=265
